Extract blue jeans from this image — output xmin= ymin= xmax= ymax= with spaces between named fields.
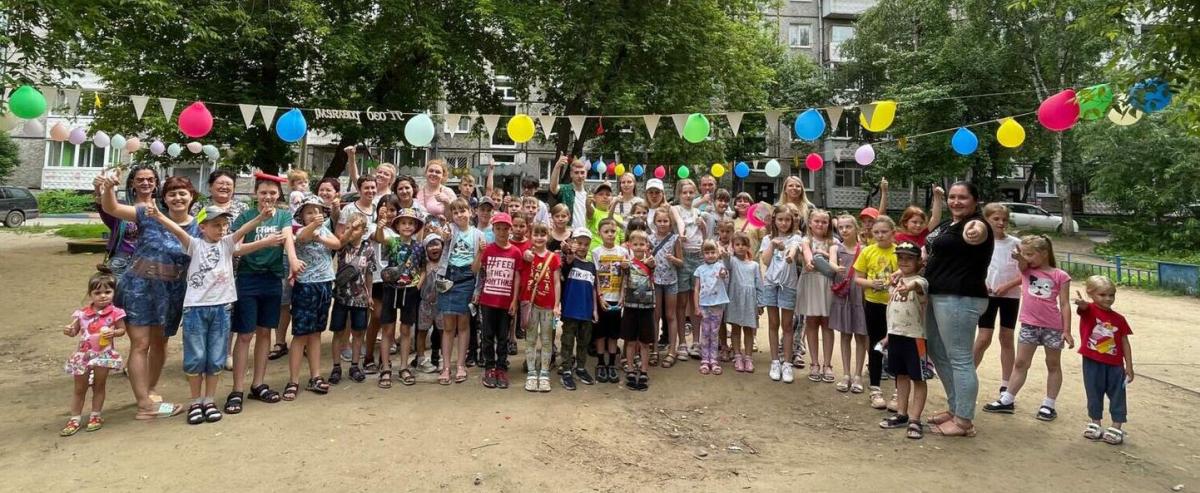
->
xmin=1083 ymin=357 xmax=1127 ymax=422
xmin=925 ymin=295 xmax=987 ymax=420
xmin=182 ymin=304 xmax=232 ymax=376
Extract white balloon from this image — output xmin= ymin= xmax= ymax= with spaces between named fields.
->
xmin=0 ymin=112 xmax=21 ymax=131
xmin=23 ymin=119 xmax=44 ymax=137
xmin=187 ymin=141 xmax=202 ymax=153
xmin=764 ymin=158 xmax=782 ymax=178
xmin=202 ymin=144 xmax=219 ymax=161
xmin=93 ymin=131 xmax=111 ymax=148
xmin=167 ymin=143 xmax=182 ymax=157
xmin=110 ymin=134 xmax=127 ymax=151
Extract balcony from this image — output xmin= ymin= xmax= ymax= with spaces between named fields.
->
xmin=822 ymin=0 xmax=875 ymax=19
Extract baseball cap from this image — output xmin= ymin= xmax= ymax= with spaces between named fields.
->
xmin=423 ymin=234 xmax=444 ymax=247
xmin=859 ymin=207 xmax=880 ymax=220
xmin=895 ymin=242 xmax=922 ymax=257
xmin=491 ymin=212 xmax=513 ymax=227
xmin=199 ymin=206 xmax=234 ymax=224
xmin=646 ymin=179 xmax=664 ymax=192
xmin=572 ymin=227 xmax=592 ymax=240
xmin=593 ymin=182 xmax=612 ymax=194
xmin=478 ymin=196 xmax=495 ymax=208
xmin=297 ymin=195 xmax=330 ymax=213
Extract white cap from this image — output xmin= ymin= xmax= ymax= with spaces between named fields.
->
xmin=571 ymin=227 xmax=592 ymax=240
xmin=646 ymin=178 xmax=664 ymax=192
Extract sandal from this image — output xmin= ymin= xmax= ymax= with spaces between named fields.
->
xmin=378 ymin=370 xmax=393 ymax=389
xmin=880 ymin=414 xmax=910 ymax=429
xmin=822 ymin=365 xmax=836 ymax=383
xmin=807 ymin=366 xmax=822 ymax=382
xmin=223 ymin=391 xmax=244 ymax=414
xmin=135 ymin=402 xmax=183 ymax=420
xmin=398 ymin=368 xmax=416 ymax=386
xmin=836 ymin=376 xmax=851 ymax=393
xmin=930 ymin=420 xmax=976 ymax=437
xmin=438 ymin=369 xmax=451 ymax=386
xmin=307 ymin=376 xmax=330 ymax=394
xmin=745 ymin=357 xmax=754 ymax=373
xmin=906 ymin=422 xmax=924 ymax=440
xmin=329 ymin=364 xmax=343 ymax=385
xmin=649 ymin=351 xmax=660 ymax=367
xmin=86 ymin=414 xmax=103 ymax=432
xmin=203 ymin=403 xmax=222 ymax=423
xmin=1036 ymin=405 xmax=1058 ymax=422
xmin=60 ymin=417 xmax=82 ymax=437
xmin=267 ymin=342 xmax=289 ymax=361
xmin=349 ymin=365 xmax=365 ymax=383
xmin=248 ymin=384 xmax=281 ymax=404
xmin=661 ymin=353 xmax=677 ymax=369
xmin=711 ymin=363 xmax=723 ymax=375
xmin=455 ymin=367 xmax=468 ymax=383
xmin=928 ymin=411 xmax=953 ymax=425
xmin=1083 ymin=423 xmax=1104 ymax=440
xmin=850 ymin=376 xmax=864 ymax=394
xmin=187 ymin=403 xmax=205 ymax=425
xmin=676 ymin=345 xmax=690 ymax=361
xmin=699 ymin=363 xmax=711 ymax=375
xmin=792 ymin=354 xmax=806 ymax=369
xmin=281 ymin=382 xmax=300 ymax=401
xmin=1102 ymin=427 xmax=1125 ymax=445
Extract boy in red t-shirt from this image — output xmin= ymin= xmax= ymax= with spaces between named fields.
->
xmin=474 ymin=213 xmax=522 ymax=389
xmin=1074 ymin=275 xmax=1134 ymax=445
xmin=508 ymin=213 xmax=533 ymax=353
xmin=521 ymin=223 xmax=562 ymax=392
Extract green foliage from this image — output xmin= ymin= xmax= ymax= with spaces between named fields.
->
xmin=36 ymin=190 xmax=95 ymax=214
xmin=12 ymin=223 xmax=109 ymax=239
xmin=0 ymin=132 xmax=19 ymax=184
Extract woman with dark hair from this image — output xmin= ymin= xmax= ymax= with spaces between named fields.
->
xmin=393 ymin=175 xmax=422 ymax=210
xmin=191 ymin=169 xmax=248 ymax=222
xmin=922 ymin=181 xmax=994 ymax=437
xmin=94 ymin=164 xmax=160 ymax=279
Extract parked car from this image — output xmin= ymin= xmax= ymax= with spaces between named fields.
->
xmin=0 ymin=186 xmax=40 ymax=227
xmin=1000 ymin=202 xmax=1079 ymax=233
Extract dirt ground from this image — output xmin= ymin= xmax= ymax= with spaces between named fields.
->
xmin=1 ymin=231 xmax=1198 ymax=492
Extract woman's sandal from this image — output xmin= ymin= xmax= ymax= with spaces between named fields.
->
xmin=223 ymin=391 xmax=244 ymax=414
xmin=836 ymin=376 xmax=851 ymax=393
xmin=711 ymin=363 xmax=723 ymax=375
xmin=928 ymin=411 xmax=954 ymax=425
xmin=1102 ymin=427 xmax=1125 ymax=445
xmin=135 ymin=402 xmax=183 ymax=420
xmin=930 ymin=420 xmax=976 ymax=437
xmin=455 ymin=367 xmax=468 ymax=383
xmin=807 ymin=365 xmax=822 ymax=382
xmin=307 ymin=376 xmax=330 ymax=394
xmin=202 ymin=403 xmax=222 ymax=423
xmin=280 ymin=382 xmax=300 ymax=401
xmin=267 ymin=342 xmax=289 ymax=361
xmin=249 ymin=384 xmax=281 ymax=404
xmin=378 ymin=370 xmax=393 ymax=389
xmin=398 ymin=368 xmax=416 ymax=386
xmin=438 ymin=370 xmax=451 ymax=386
xmin=906 ymin=422 xmax=924 ymax=440
xmin=850 ymin=376 xmax=864 ymax=394
xmin=661 ymin=354 xmax=677 ymax=369
xmin=822 ymin=365 xmax=836 ymax=383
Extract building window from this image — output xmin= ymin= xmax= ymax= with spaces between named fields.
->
xmin=830 ymin=112 xmax=860 ymax=140
xmin=1037 ymin=177 xmax=1057 ymax=197
xmin=45 ymin=141 xmax=106 ymax=167
xmin=46 ymin=141 xmax=76 ymax=167
xmin=788 ymin=24 xmax=813 ymax=48
xmin=830 ymin=26 xmax=855 ymax=62
xmin=834 ymin=161 xmax=863 ymax=187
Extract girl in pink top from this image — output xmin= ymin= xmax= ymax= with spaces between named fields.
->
xmin=62 ymin=270 xmax=127 ymax=436
xmin=416 ymin=159 xmax=457 ymax=222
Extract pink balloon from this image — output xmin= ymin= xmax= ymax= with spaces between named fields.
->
xmin=178 ymin=101 xmax=214 ymax=138
xmin=653 ymin=165 xmax=666 ymax=179
xmin=805 ymin=153 xmax=824 ymax=171
xmin=125 ymin=137 xmax=142 ymax=153
xmin=1037 ymin=89 xmax=1080 ymax=132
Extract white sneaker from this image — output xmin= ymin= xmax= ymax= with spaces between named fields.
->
xmin=418 ymin=359 xmax=438 ymax=374
xmin=769 ymin=360 xmax=782 ymax=381
xmin=525 ymin=375 xmax=538 ymax=392
xmin=782 ymin=364 xmax=795 ymax=383
xmin=538 ymin=376 xmax=551 ymax=392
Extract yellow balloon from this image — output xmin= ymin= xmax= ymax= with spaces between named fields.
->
xmin=858 ymin=100 xmax=897 ymax=133
xmin=996 ymin=118 xmax=1026 ymax=148
xmin=507 ymin=114 xmax=535 ymax=143
xmin=615 ymin=163 xmax=626 ymax=176
xmin=711 ymin=163 xmax=726 ymax=178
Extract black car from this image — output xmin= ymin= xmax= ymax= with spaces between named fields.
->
xmin=0 ymin=186 xmax=39 ymax=227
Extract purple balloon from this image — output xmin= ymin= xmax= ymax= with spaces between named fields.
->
xmin=68 ymin=127 xmax=87 ymax=146
xmin=150 ymin=140 xmax=166 ymax=156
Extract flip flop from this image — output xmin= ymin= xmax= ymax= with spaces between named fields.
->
xmin=135 ymin=402 xmax=183 ymax=420
xmin=454 ymin=367 xmax=468 ymax=383
xmin=438 ymin=370 xmax=451 ymax=386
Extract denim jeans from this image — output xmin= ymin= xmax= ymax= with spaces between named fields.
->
xmin=925 ymin=295 xmax=988 ymax=420
xmin=1083 ymin=358 xmax=1128 ymax=422
xmin=182 ymin=304 xmax=232 ymax=376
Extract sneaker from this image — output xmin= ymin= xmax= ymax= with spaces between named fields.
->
xmin=769 ymin=360 xmax=782 ymax=381
xmin=525 ymin=375 xmax=538 ymax=392
xmin=745 ymin=357 xmax=755 ymax=373
xmin=870 ymin=389 xmax=887 ymax=410
xmin=507 ymin=340 xmax=518 ymax=356
xmin=482 ymin=369 xmax=498 ymax=388
xmin=983 ymin=400 xmax=1015 ymax=414
xmin=538 ymin=373 xmax=551 ymax=392
xmin=575 ymin=368 xmax=595 ymax=385
xmin=733 ymin=354 xmax=746 ymax=373
xmin=781 ymin=364 xmax=795 ymax=383
xmin=340 ymin=347 xmax=353 ymax=362
xmin=596 ymin=365 xmax=607 ymax=384
xmin=496 ymin=370 xmax=510 ymax=389
xmin=608 ymin=366 xmax=620 ymax=384
xmin=560 ymin=371 xmax=577 ymax=391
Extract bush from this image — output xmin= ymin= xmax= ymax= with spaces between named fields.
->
xmin=37 ymin=190 xmax=96 ymax=214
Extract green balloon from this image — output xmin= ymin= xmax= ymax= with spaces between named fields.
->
xmin=1077 ymin=84 xmax=1113 ymax=121
xmin=682 ymin=113 xmax=710 ymax=143
xmin=8 ymin=85 xmax=47 ymax=119
xmin=677 ymin=166 xmax=691 ymax=179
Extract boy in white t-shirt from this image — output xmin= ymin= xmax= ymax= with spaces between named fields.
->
xmin=149 ymin=203 xmax=283 ymax=425
xmin=878 ymin=242 xmax=929 ymax=439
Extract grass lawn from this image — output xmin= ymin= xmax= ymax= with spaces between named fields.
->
xmin=10 ymin=224 xmax=108 ymax=239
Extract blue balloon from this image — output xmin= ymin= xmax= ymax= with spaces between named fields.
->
xmin=593 ymin=160 xmax=605 ymax=174
xmin=276 ymin=108 xmax=307 ymax=143
xmin=951 ymin=127 xmax=978 ymax=155
xmin=633 ymin=164 xmax=645 ymax=177
xmin=793 ymin=108 xmax=825 ymax=142
xmin=734 ymin=161 xmax=750 ymax=178
xmin=1129 ymin=77 xmax=1172 ymax=113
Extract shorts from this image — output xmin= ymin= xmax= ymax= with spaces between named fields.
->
xmin=757 ymin=284 xmax=797 ymax=311
xmin=291 ymin=281 xmax=333 ymax=336
xmin=419 ymin=296 xmax=440 ymax=331
xmin=979 ymin=297 xmax=1019 ymax=329
xmin=594 ymin=307 xmax=622 ymax=340
xmin=280 ymin=277 xmax=293 ymax=305
xmin=675 ymin=250 xmax=702 ymax=293
xmin=1019 ymin=323 xmax=1064 ymax=349
xmin=371 ymin=282 xmax=387 ymax=300
xmin=621 ymin=307 xmax=655 ymax=343
xmin=329 ymin=302 xmax=368 ymax=332
xmin=437 ymin=265 xmax=476 ymax=315
xmin=655 ymin=282 xmax=678 ymax=297
xmin=181 ymin=304 xmax=232 ymax=376
xmin=232 ymin=272 xmax=283 ymax=334
xmin=395 ymin=286 xmax=421 ymax=326
xmin=886 ymin=334 xmax=926 ymax=381
xmin=375 ymin=285 xmax=399 ymax=325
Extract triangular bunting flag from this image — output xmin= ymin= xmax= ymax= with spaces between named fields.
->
xmin=725 ymin=112 xmax=745 ymax=136
xmin=537 ymin=115 xmax=556 ymax=139
xmin=64 ymin=89 xmax=81 ymax=114
xmin=443 ymin=113 xmax=461 ymax=132
xmin=38 ymin=86 xmax=58 ymax=110
xmin=670 ymin=114 xmax=688 ymax=137
xmin=467 ymin=111 xmax=480 ymax=129
xmin=643 ymin=114 xmax=661 ymax=139
xmin=130 ymin=96 xmax=150 ymax=120
xmin=763 ymin=110 xmax=782 ymax=130
xmin=860 ymin=103 xmax=877 ymax=124
xmin=825 ymin=106 xmax=844 ymax=132
xmin=238 ymin=104 xmax=257 ymax=128
xmin=259 ymin=105 xmax=278 ymax=129
xmin=159 ymin=97 xmax=177 ymax=120
xmin=567 ymin=115 xmax=586 ymax=139
xmin=481 ymin=114 xmax=501 ymax=141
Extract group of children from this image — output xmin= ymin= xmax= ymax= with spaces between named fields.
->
xmin=62 ymin=157 xmax=1134 ymax=445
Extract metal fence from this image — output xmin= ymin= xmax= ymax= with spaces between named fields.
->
xmin=1059 ymin=252 xmax=1200 ymax=295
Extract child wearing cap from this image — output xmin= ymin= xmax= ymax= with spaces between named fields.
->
xmin=585 ymin=182 xmax=624 ymax=253
xmin=146 ymin=201 xmax=282 ymax=424
xmin=475 ymin=212 xmax=523 ymax=389
xmin=379 ymin=207 xmax=427 ymax=388
xmin=878 ymin=242 xmax=929 ymax=439
xmin=558 ymin=227 xmax=600 ymax=389
xmin=284 ymin=197 xmax=343 ymax=401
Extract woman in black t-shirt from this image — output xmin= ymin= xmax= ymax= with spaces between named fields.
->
xmin=923 ymin=181 xmax=993 ymax=437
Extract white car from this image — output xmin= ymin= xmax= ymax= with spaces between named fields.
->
xmin=1000 ymin=202 xmax=1080 ymax=233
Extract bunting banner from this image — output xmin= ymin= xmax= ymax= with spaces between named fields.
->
xmin=38 ymin=86 xmax=58 ymax=111
xmin=825 ymin=106 xmax=844 ymax=132
xmin=130 ymin=95 xmax=150 ymax=120
xmin=670 ymin=114 xmax=688 ymax=138
xmin=860 ymin=103 xmax=877 ymax=125
xmin=481 ymin=114 xmax=501 ymax=141
xmin=159 ymin=97 xmax=177 ymax=120
xmin=259 ymin=105 xmax=278 ymax=129
xmin=537 ymin=114 xmax=556 ymax=139
xmin=443 ymin=113 xmax=461 ymax=132
xmin=643 ymin=114 xmax=661 ymax=139
xmin=64 ymin=89 xmax=81 ymax=114
xmin=763 ymin=110 xmax=782 ymax=130
xmin=238 ymin=104 xmax=257 ymax=128
xmin=567 ymin=115 xmax=586 ymax=139
xmin=725 ymin=111 xmax=744 ymax=136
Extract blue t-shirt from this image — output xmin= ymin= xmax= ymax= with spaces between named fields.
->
xmin=446 ymin=225 xmax=483 ymax=268
xmin=295 ymin=225 xmax=336 ymax=283
xmin=132 ymin=205 xmax=200 ymax=275
xmin=694 ymin=261 xmax=730 ymax=307
xmin=560 ymin=258 xmax=597 ymax=322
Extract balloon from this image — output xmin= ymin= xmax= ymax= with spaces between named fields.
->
xmin=746 ymin=203 xmax=767 ymax=228
xmin=633 ymin=164 xmax=645 ymax=177
xmin=764 ymin=158 xmax=782 ymax=178
xmin=677 ymin=166 xmax=691 ymax=179
xmin=177 ymin=101 xmax=214 ymax=138
xmin=593 ymin=160 xmax=605 ymax=174
xmin=167 ymin=143 xmax=182 ymax=157
xmin=404 ymin=113 xmax=435 ymax=147
xmin=187 ymin=141 xmax=203 ymax=153
xmin=150 ymin=140 xmax=166 ymax=156
xmin=606 ymin=162 xmax=616 ymax=175
xmin=68 ymin=128 xmax=87 ymax=145
xmin=711 ymin=163 xmax=726 ymax=178
xmin=276 ymin=108 xmax=308 ymax=143
xmin=1128 ymin=77 xmax=1171 ymax=113
xmin=202 ymin=144 xmax=219 ymax=161
xmin=858 ymin=100 xmax=897 ymax=132
xmin=804 ymin=153 xmax=824 ymax=171
xmin=1037 ymin=89 xmax=1080 ymax=132
xmin=110 ymin=134 xmax=126 ymax=151
xmin=23 ymin=118 xmax=43 ymax=137
xmin=506 ymin=114 xmax=535 ymax=143
xmin=92 ymin=131 xmax=111 ymax=148
xmin=1107 ymin=94 xmax=1143 ymax=126
xmin=125 ymin=137 xmax=142 ymax=153
xmin=734 ymin=161 xmax=750 ymax=178
xmin=854 ymin=144 xmax=875 ymax=166
xmin=49 ymin=122 xmax=70 ymax=141
xmin=682 ymin=113 xmax=710 ymax=143
xmin=615 ymin=163 xmax=626 ymax=176
xmin=653 ymin=165 xmax=666 ymax=179
xmin=1077 ymin=84 xmax=1114 ymax=120
xmin=950 ymin=127 xmax=978 ymax=155
xmin=0 ymin=112 xmax=19 ymax=131
xmin=7 ymin=85 xmax=47 ymax=119
xmin=793 ymin=108 xmax=825 ymax=141
xmin=996 ymin=118 xmax=1026 ymax=148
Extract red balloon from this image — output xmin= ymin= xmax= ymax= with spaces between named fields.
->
xmin=606 ymin=162 xmax=616 ymax=175
xmin=1037 ymin=89 xmax=1080 ymax=132
xmin=178 ymin=101 xmax=214 ymax=138
xmin=653 ymin=165 xmax=666 ymax=179
xmin=805 ymin=153 xmax=824 ymax=171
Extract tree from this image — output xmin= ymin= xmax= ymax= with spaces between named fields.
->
xmin=0 ymin=132 xmax=19 ymax=184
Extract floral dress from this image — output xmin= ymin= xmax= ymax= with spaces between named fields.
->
xmin=64 ymin=305 xmax=126 ymax=375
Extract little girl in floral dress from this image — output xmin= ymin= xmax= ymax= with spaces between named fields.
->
xmin=62 ymin=269 xmax=126 ymax=436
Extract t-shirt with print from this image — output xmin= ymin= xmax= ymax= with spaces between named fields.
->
xmin=339 ymin=201 xmax=380 ymax=281
xmin=184 ymin=235 xmax=238 ymax=307
xmin=444 ymin=225 xmax=484 ymax=269
xmin=560 ymin=258 xmax=597 ymax=322
xmin=650 ymin=232 xmax=678 ymax=287
xmin=854 ymin=243 xmax=898 ymax=305
xmin=384 ymin=236 xmax=425 ymax=289
xmin=71 ymin=305 xmax=126 ymax=353
xmin=624 ymin=260 xmax=655 ymax=309
xmin=233 ymin=207 xmax=292 ymax=278
xmin=592 ymin=245 xmax=630 ymax=304
xmin=510 ymin=238 xmax=532 ymax=257
xmin=674 ymin=205 xmax=706 ymax=251
xmin=479 ymin=243 xmax=523 ymax=309
xmin=760 ymin=233 xmax=804 ymax=288
xmin=1077 ymin=303 xmax=1132 ymax=366
xmin=1018 ymin=267 xmax=1071 ymax=329
xmin=335 ymin=238 xmax=377 ymax=308
xmin=694 ymin=261 xmax=730 ymax=307
xmin=556 ymin=183 xmax=588 ymax=228
xmin=887 ymin=275 xmax=928 ymax=338
xmin=295 ymin=225 xmax=336 ymax=283
xmin=521 ymin=250 xmax=561 ymax=309
xmin=986 ymin=235 xmax=1022 ymax=298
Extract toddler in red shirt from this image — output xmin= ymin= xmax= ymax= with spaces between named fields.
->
xmin=1075 ymin=275 xmax=1134 ymax=445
